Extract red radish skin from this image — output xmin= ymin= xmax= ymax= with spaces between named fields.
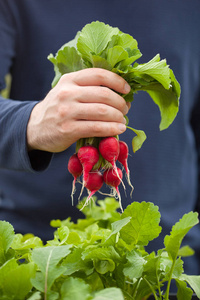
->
xmin=118 ymin=141 xmax=129 ymax=173
xmin=118 ymin=141 xmax=134 ymax=195
xmin=103 ymin=167 xmax=124 ymax=211
xmin=81 ymin=170 xmax=104 ymax=210
xmin=99 ymin=137 xmax=124 ymax=189
xmin=99 ymin=137 xmax=119 ymax=168
xmin=77 ymin=145 xmax=99 ymax=183
xmin=68 ymin=153 xmax=83 ymax=204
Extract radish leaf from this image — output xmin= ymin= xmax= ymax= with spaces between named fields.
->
xmin=120 ymin=201 xmax=162 ymax=246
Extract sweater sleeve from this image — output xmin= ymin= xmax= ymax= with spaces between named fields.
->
xmin=0 ymin=1 xmax=52 ymax=172
xmin=0 ymin=97 xmax=53 ymax=172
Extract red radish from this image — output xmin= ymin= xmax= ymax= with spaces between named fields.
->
xmin=118 ymin=141 xmax=129 ymax=173
xmin=118 ymin=141 xmax=134 ymax=195
xmin=99 ymin=137 xmax=119 ymax=168
xmin=81 ymin=170 xmax=104 ymax=210
xmin=68 ymin=153 xmax=83 ymax=205
xmin=99 ymin=137 xmax=125 ymax=191
xmin=103 ymin=167 xmax=123 ymax=211
xmin=77 ymin=145 xmax=99 ymax=183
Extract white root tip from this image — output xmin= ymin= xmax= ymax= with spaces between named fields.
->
xmin=113 ymin=164 xmax=126 ymax=196
xmin=116 ymin=187 xmax=123 ymax=213
xmin=80 ymin=190 xmax=95 ymax=211
xmin=78 ymin=180 xmax=85 ymax=201
xmin=125 ymin=169 xmax=134 ymax=198
xmin=71 ymin=178 xmax=77 ymax=206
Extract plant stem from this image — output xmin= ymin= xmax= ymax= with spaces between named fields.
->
xmin=155 ymin=260 xmax=162 ymax=299
xmin=143 ymin=277 xmax=159 ymax=300
xmin=164 ymin=259 xmax=176 ymax=300
xmin=132 ymin=278 xmax=142 ymax=299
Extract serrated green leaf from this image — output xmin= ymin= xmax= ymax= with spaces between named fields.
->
xmin=120 ymin=202 xmax=162 ymax=246
xmin=133 ymin=54 xmax=171 ymax=89
xmin=94 ymin=258 xmax=115 ymax=274
xmin=172 ymin=257 xmax=184 ymax=279
xmin=93 ymin=287 xmax=124 ymax=300
xmin=144 ymin=82 xmax=179 ymax=130
xmin=57 ymin=226 xmax=69 ymax=244
xmin=48 ymin=46 xmax=84 ymax=74
xmin=78 ymin=197 xmax=120 ymax=222
xmin=176 ymin=279 xmax=193 ymax=300
xmin=50 ymin=219 xmax=62 ymax=228
xmin=119 ymin=49 xmax=142 ymax=68
xmin=82 ymin=246 xmax=121 ymax=261
xmin=11 ymin=233 xmax=43 ymax=250
xmin=77 ymin=21 xmax=119 ymax=63
xmin=1 ymin=261 xmax=36 ymax=299
xmin=164 ymin=211 xmax=199 ymax=260
xmin=47 ymin=54 xmax=62 ymax=87
xmin=107 ymin=46 xmax=128 ymax=68
xmin=27 ymin=291 xmax=42 ymax=300
xmin=82 ymin=246 xmax=121 ymax=274
xmin=66 ymin=231 xmax=82 ymax=245
xmin=180 ymin=274 xmax=200 ymax=298
xmin=143 ymin=252 xmax=162 ymax=284
xmin=91 ymin=55 xmax=112 ymax=70
xmin=123 ymin=249 xmax=146 ymax=279
xmin=0 ymin=221 xmax=15 ymax=266
xmin=178 ymin=245 xmax=195 ymax=257
xmin=0 ymin=258 xmax=18 ymax=288
xmin=63 ymin=248 xmax=93 ymax=276
xmin=126 ymin=127 xmax=147 ymax=152
xmin=31 ymin=245 xmax=71 ymax=294
xmin=60 ymin=277 xmax=91 ymax=300
xmin=118 ymin=31 xmax=138 ymax=50
xmin=105 ymin=217 xmax=131 ymax=242
xmin=0 ymin=221 xmax=15 ymax=252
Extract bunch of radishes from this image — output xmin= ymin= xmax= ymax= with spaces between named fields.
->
xmin=68 ymin=136 xmax=133 ymax=211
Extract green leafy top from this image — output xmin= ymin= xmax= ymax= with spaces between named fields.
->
xmin=48 ymin=21 xmax=181 ymax=152
xmin=0 ymin=197 xmax=199 ymax=299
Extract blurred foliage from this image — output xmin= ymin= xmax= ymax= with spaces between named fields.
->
xmin=0 ymin=74 xmax=12 ymax=99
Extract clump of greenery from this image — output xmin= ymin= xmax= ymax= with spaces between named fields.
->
xmin=48 ymin=21 xmax=181 ymax=153
xmin=0 ymin=197 xmax=199 ymax=299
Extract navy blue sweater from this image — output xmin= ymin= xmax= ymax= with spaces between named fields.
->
xmin=0 ymin=0 xmax=200 ymax=275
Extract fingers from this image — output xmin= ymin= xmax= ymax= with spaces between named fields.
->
xmin=68 ymin=120 xmax=127 ymax=142
xmin=59 ymin=68 xmax=131 ymax=116
xmin=62 ymin=68 xmax=131 ymax=95
xmin=76 ymin=85 xmax=129 ymax=115
xmin=27 ymin=68 xmax=131 ymax=153
xmin=71 ymin=102 xmax=126 ymax=124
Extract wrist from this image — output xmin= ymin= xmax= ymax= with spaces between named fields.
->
xmin=26 ymin=102 xmax=42 ymax=151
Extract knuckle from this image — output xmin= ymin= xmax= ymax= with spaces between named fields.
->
xmin=56 ymin=87 xmax=75 ymax=103
xmin=95 ymin=68 xmax=107 ymax=82
xmin=106 ymin=123 xmax=119 ymax=136
xmin=92 ymin=122 xmax=103 ymax=135
xmin=59 ymin=120 xmax=76 ymax=138
xmin=97 ymin=104 xmax=108 ymax=117
xmin=57 ymin=104 xmax=68 ymax=119
xmin=59 ymin=73 xmax=70 ymax=83
xmin=100 ymin=87 xmax=111 ymax=100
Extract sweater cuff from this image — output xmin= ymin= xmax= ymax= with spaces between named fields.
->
xmin=0 ymin=98 xmax=53 ymax=172
xmin=19 ymin=101 xmax=53 ymax=172
xmin=28 ymin=149 xmax=53 ymax=171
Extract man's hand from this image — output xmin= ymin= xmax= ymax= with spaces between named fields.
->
xmin=27 ymin=68 xmax=131 ymax=153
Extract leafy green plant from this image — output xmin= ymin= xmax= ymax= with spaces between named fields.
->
xmin=0 ymin=197 xmax=199 ymax=299
xmin=48 ymin=21 xmax=181 ymax=208
xmin=48 ymin=21 xmax=181 ymax=152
